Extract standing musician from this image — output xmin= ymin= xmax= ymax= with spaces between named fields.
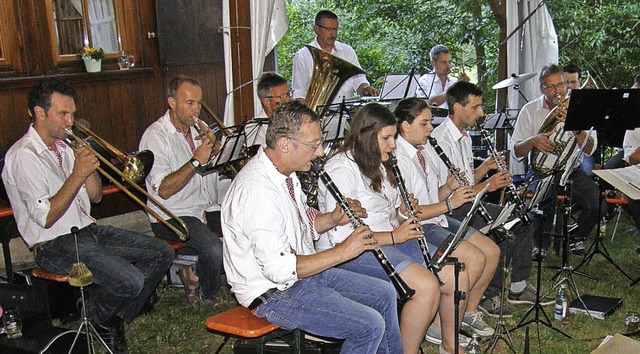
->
xmin=416 ymin=45 xmax=470 ymax=111
xmin=317 ymin=103 xmax=466 ymax=354
xmin=394 ymin=97 xmax=500 ymax=340
xmin=621 ymin=76 xmax=640 ymax=232
xmin=222 ymin=101 xmax=403 ymax=354
xmin=511 ymin=64 xmax=599 ymax=257
xmin=245 ymin=72 xmax=292 ymax=150
xmin=1 ymin=79 xmax=174 ymax=353
xmin=291 ymin=10 xmax=377 ymax=104
xmin=431 ymin=81 xmax=551 ymax=318
xmin=139 ymin=76 xmax=224 ymax=309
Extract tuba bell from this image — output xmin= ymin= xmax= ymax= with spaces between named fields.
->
xmin=531 ymin=72 xmax=599 ymax=174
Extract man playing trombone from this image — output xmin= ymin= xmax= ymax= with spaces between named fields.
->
xmin=140 ymin=76 xmax=224 ymax=309
xmin=2 ymin=79 xmax=174 ymax=354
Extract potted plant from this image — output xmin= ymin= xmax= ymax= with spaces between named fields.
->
xmin=77 ymin=46 xmax=105 ymax=72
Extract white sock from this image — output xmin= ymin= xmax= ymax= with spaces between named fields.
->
xmin=510 ymin=280 xmax=526 ymax=293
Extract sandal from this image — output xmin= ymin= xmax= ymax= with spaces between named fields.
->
xmin=176 ymin=266 xmax=200 ymax=309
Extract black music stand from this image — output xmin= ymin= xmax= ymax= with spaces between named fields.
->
xmin=196 ymin=126 xmax=246 ymax=176
xmin=565 ymin=89 xmax=640 ymax=280
xmin=243 ymin=118 xmax=268 ymax=148
xmin=377 ymin=70 xmax=421 ymax=101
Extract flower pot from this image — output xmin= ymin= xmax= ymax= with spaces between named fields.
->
xmin=83 ymin=58 xmax=102 ymax=73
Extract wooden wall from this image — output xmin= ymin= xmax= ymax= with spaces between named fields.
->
xmin=0 ymin=0 xmax=250 ymax=218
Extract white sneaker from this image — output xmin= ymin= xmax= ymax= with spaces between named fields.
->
xmin=424 ymin=325 xmax=471 ymax=347
xmin=462 ymin=311 xmax=495 ymax=336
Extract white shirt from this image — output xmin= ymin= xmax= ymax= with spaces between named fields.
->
xmin=221 ymin=148 xmax=318 ymax=307
xmin=316 ymin=151 xmax=400 ymax=251
xmin=415 ymin=73 xmax=458 ymax=109
xmin=431 ymin=117 xmax=475 ymax=185
xmin=139 ymin=110 xmax=219 ymax=222
xmin=623 ymin=128 xmax=640 ymax=163
xmin=510 ymin=95 xmax=597 ymax=164
xmin=291 ymin=38 xmax=369 ymax=102
xmin=395 ymin=135 xmax=448 ymax=227
xmin=1 ymin=126 xmax=95 ymax=247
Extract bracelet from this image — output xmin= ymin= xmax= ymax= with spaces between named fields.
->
xmin=390 ymin=231 xmax=395 ymax=245
xmin=397 ymin=208 xmax=409 ymax=220
xmin=445 ymin=196 xmax=453 ymax=215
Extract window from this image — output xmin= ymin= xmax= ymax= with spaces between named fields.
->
xmin=0 ymin=0 xmax=15 ymax=69
xmin=46 ymin=0 xmax=129 ymax=63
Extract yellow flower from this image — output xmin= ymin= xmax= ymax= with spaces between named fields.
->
xmin=77 ymin=46 xmax=105 ymax=61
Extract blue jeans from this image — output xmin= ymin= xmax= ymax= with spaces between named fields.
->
xmin=254 ymin=268 xmax=403 ymax=354
xmin=151 ymin=212 xmax=224 ymax=300
xmin=338 ymin=242 xmax=424 ymax=280
xmin=35 ymin=224 xmax=173 ymax=324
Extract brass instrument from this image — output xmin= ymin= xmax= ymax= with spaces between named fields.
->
xmin=531 ymin=72 xmax=599 ymax=174
xmin=64 ymin=122 xmax=189 ymax=241
xmin=304 ymin=44 xmax=366 ymax=117
xmin=193 ymin=102 xmax=243 ymax=176
xmin=299 ymin=45 xmax=365 ymax=207
xmin=311 ymin=160 xmax=416 ymax=301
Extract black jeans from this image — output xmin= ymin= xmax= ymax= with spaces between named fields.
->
xmin=451 ymin=201 xmax=534 ymax=298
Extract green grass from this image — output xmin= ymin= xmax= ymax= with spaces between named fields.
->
xmin=121 ymin=217 xmax=639 ymax=354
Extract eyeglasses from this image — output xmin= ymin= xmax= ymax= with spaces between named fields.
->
xmin=542 ymin=82 xmax=567 ymax=91
xmin=292 ymin=138 xmax=324 ymax=150
xmin=315 ymin=24 xmax=339 ymax=33
xmin=264 ymin=91 xmax=292 ymax=100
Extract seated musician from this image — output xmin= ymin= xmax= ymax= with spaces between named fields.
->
xmin=394 ymin=97 xmax=500 ymax=341
xmin=245 ymin=72 xmax=292 ymax=150
xmin=317 ymin=102 xmax=464 ymax=354
xmin=139 ymin=76 xmax=224 ymax=309
xmin=221 ymin=101 xmax=403 ymax=353
xmin=1 ymin=79 xmax=173 ymax=353
xmin=431 ymin=81 xmax=551 ymax=318
xmin=622 ymin=125 xmax=640 ymax=231
xmin=511 ymin=64 xmax=599 ymax=256
xmin=416 ymin=45 xmax=469 ymax=111
xmin=291 ymin=10 xmax=377 ymax=104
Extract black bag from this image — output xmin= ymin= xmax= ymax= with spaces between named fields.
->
xmin=0 ymin=282 xmax=51 ymax=327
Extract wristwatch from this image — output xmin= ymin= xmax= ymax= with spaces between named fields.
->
xmin=189 ymin=157 xmax=201 ymax=169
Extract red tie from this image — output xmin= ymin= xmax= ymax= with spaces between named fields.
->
xmin=416 ymin=145 xmax=427 ymax=175
xmin=286 ymin=177 xmax=296 ymax=201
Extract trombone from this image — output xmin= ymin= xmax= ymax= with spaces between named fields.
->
xmin=64 ymin=122 xmax=190 ymax=241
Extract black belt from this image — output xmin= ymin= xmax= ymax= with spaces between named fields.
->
xmin=248 ymin=288 xmax=278 ymax=310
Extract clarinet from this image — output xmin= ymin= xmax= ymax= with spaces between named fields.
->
xmin=477 ymin=126 xmax=530 ymax=222
xmin=428 ymin=137 xmax=512 ymax=243
xmin=387 ymin=153 xmax=443 ymax=285
xmin=311 ymin=160 xmax=416 ymax=301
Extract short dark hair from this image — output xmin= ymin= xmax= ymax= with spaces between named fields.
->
xmin=315 ymin=10 xmax=338 ymax=25
xmin=27 ymin=79 xmax=76 ymax=119
xmin=167 ymin=76 xmax=201 ymax=98
xmin=430 ymin=45 xmax=450 ymax=61
xmin=265 ymin=101 xmax=319 ymax=149
xmin=539 ymin=64 xmax=563 ymax=86
xmin=563 ymin=63 xmax=581 ymax=77
xmin=446 ymin=81 xmax=483 ymax=110
xmin=257 ymin=72 xmax=288 ymax=99
xmin=394 ymin=97 xmax=429 ymax=128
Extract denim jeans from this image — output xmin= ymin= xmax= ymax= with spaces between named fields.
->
xmin=338 ymin=242 xmax=424 ymax=280
xmin=452 ymin=201 xmax=533 ymax=298
xmin=254 ymin=268 xmax=402 ymax=354
xmin=151 ymin=212 xmax=224 ymax=300
xmin=35 ymin=224 xmax=173 ymax=324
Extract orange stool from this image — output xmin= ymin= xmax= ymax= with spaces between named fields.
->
xmin=32 ymin=267 xmax=69 ymax=283
xmin=205 ymin=306 xmax=303 ymax=354
xmin=604 ymin=194 xmax=631 ymax=241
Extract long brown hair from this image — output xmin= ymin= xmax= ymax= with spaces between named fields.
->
xmin=341 ymin=103 xmax=397 ymax=192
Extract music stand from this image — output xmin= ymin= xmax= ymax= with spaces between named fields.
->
xmin=565 ymin=89 xmax=639 ymax=280
xmin=243 ymin=118 xmax=268 ymax=148
xmin=197 ymin=126 xmax=246 ymax=176
xmin=377 ymin=71 xmax=421 ymax=101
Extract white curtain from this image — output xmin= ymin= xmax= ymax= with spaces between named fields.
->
xmin=222 ymin=0 xmax=288 ymax=125
xmin=506 ymin=0 xmax=558 ymax=174
xmin=70 ymin=0 xmax=119 ymax=52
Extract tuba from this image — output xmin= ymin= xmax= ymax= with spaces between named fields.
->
xmin=531 ymin=72 xmax=599 ymax=174
xmin=299 ymin=45 xmax=366 ymax=208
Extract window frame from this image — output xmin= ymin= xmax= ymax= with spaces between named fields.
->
xmin=45 ymin=0 xmax=134 ymax=64
xmin=0 ymin=0 xmax=17 ymax=70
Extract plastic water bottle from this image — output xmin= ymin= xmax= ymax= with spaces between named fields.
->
xmin=554 ymin=286 xmax=565 ymax=322
xmin=466 ymin=334 xmax=481 ymax=354
xmin=599 ymin=216 xmax=607 ymax=236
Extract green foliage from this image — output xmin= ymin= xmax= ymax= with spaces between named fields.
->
xmin=278 ymin=0 xmax=640 ymax=113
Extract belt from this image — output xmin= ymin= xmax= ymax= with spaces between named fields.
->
xmin=248 ymin=288 xmax=278 ymax=310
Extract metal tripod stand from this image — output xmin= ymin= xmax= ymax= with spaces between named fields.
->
xmin=39 ymin=227 xmax=114 ymax=354
xmin=486 ymin=230 xmax=516 ymax=353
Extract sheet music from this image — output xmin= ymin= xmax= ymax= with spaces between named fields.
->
xmin=593 ymin=165 xmax=640 ymax=200
xmin=480 ymin=203 xmax=516 ymax=234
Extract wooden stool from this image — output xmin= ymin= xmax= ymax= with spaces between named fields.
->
xmin=32 ymin=267 xmax=69 ymax=283
xmin=205 ymin=306 xmax=303 ymax=354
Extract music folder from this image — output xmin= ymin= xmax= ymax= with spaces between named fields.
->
xmin=197 ymin=126 xmax=246 ymax=176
